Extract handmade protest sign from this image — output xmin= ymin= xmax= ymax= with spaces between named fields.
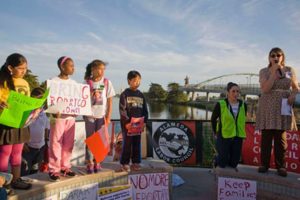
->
xmin=60 ymin=183 xmax=98 ymax=200
xmin=46 ymin=80 xmax=92 ymax=115
xmin=128 ymin=117 xmax=144 ymax=136
xmin=129 ymin=173 xmax=169 ymax=200
xmin=218 ymin=177 xmax=256 ymax=200
xmin=0 ymin=90 xmax=48 ymax=128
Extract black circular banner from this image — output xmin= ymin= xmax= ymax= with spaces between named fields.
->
xmin=153 ymin=121 xmax=195 ymax=164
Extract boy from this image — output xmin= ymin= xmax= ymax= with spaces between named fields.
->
xmin=21 ymin=87 xmax=50 ymax=176
xmin=119 ymin=70 xmax=148 ymax=172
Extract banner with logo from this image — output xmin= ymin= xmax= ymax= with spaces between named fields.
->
xmin=152 ymin=121 xmax=196 ymax=165
xmin=242 ymin=124 xmax=300 ymax=173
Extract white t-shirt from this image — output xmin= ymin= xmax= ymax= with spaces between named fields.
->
xmin=87 ymin=78 xmax=115 ymax=118
xmin=50 ymin=76 xmax=77 ymax=119
xmin=230 ymin=103 xmax=239 ymax=118
xmin=28 ymin=111 xmax=50 ymax=149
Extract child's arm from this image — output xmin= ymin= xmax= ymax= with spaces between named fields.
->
xmin=142 ymin=94 xmax=149 ymax=123
xmin=119 ymin=92 xmax=130 ymax=130
xmin=105 ymin=97 xmax=113 ymax=124
xmin=0 ymin=176 xmax=5 ymax=187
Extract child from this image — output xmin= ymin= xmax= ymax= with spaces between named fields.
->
xmin=21 ymin=87 xmax=50 ymax=176
xmin=0 ymin=53 xmax=32 ymax=190
xmin=0 ymin=172 xmax=13 ymax=196
xmin=48 ymin=56 xmax=76 ymax=181
xmin=83 ymin=60 xmax=115 ymax=173
xmin=119 ymin=70 xmax=148 ymax=172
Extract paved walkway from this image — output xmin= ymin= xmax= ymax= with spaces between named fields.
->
xmin=172 ymin=167 xmax=216 ymax=200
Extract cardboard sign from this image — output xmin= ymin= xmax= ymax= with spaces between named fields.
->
xmin=47 ymin=80 xmax=92 ymax=115
xmin=60 ymin=183 xmax=98 ymax=200
xmin=0 ymin=90 xmax=48 ymax=128
xmin=129 ymin=173 xmax=169 ymax=200
xmin=128 ymin=117 xmax=144 ymax=136
xmin=218 ymin=177 xmax=256 ymax=200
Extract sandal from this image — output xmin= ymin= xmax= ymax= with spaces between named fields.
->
xmin=11 ymin=178 xmax=32 ymax=190
xmin=116 ymin=165 xmax=130 ymax=172
xmin=131 ymin=163 xmax=141 ymax=171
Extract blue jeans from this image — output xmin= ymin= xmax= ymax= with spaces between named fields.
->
xmin=0 ymin=188 xmax=7 ymax=200
xmin=84 ymin=117 xmax=105 ymax=162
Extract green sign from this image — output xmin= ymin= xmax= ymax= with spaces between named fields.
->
xmin=0 ymin=89 xmax=49 ymax=128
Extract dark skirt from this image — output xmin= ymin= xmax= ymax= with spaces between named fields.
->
xmin=0 ymin=125 xmax=30 ymax=145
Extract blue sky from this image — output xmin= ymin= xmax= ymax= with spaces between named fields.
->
xmin=1 ymin=0 xmax=300 ymax=93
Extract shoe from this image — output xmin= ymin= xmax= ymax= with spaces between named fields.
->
xmin=258 ymin=166 xmax=268 ymax=173
xmin=131 ymin=163 xmax=141 ymax=171
xmin=94 ymin=163 xmax=102 ymax=173
xmin=86 ymin=164 xmax=93 ymax=174
xmin=49 ymin=172 xmax=60 ymax=182
xmin=11 ymin=178 xmax=32 ymax=190
xmin=0 ymin=172 xmax=13 ymax=186
xmin=277 ymin=168 xmax=287 ymax=177
xmin=61 ymin=169 xmax=76 ymax=177
xmin=118 ymin=164 xmax=130 ymax=172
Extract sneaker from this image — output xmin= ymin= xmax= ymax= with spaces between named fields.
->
xmin=277 ymin=168 xmax=287 ymax=177
xmin=86 ymin=164 xmax=93 ymax=174
xmin=61 ymin=169 xmax=76 ymax=177
xmin=258 ymin=166 xmax=268 ymax=173
xmin=49 ymin=172 xmax=60 ymax=182
xmin=11 ymin=178 xmax=32 ymax=190
xmin=131 ymin=163 xmax=141 ymax=171
xmin=94 ymin=163 xmax=102 ymax=173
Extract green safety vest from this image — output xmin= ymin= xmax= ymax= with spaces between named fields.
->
xmin=219 ymin=100 xmax=246 ymax=139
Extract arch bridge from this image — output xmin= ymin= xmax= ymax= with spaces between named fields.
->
xmin=180 ymin=73 xmax=260 ymax=101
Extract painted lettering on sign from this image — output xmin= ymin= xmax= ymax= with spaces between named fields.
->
xmin=129 ymin=173 xmax=169 ymax=200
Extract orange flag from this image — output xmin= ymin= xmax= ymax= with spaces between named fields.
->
xmin=85 ymin=123 xmax=110 ymax=163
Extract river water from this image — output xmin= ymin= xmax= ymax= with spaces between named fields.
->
xmin=111 ymin=97 xmax=211 ymax=120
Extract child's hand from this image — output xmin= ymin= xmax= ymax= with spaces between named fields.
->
xmin=23 ymin=144 xmax=30 ymax=153
xmin=125 ymin=123 xmax=132 ymax=130
xmin=0 ymin=101 xmax=8 ymax=109
xmin=0 ymin=176 xmax=5 ymax=187
xmin=105 ymin=116 xmax=111 ymax=124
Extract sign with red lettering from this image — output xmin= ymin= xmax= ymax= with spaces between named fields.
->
xmin=242 ymin=124 xmax=300 ymax=173
xmin=152 ymin=121 xmax=196 ymax=165
xmin=218 ymin=177 xmax=256 ymax=200
xmin=129 ymin=173 xmax=169 ymax=200
xmin=47 ymin=80 xmax=92 ymax=115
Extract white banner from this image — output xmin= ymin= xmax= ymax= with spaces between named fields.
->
xmin=60 ymin=183 xmax=98 ymax=200
xmin=46 ymin=80 xmax=92 ymax=115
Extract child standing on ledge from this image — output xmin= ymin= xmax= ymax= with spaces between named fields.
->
xmin=119 ymin=70 xmax=148 ymax=172
xmin=48 ymin=56 xmax=77 ymax=181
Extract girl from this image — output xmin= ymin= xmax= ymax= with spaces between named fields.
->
xmin=48 ymin=56 xmax=77 ymax=181
xmin=0 ymin=53 xmax=32 ymax=190
xmin=83 ymin=60 xmax=115 ymax=173
xmin=211 ymin=82 xmax=247 ymax=169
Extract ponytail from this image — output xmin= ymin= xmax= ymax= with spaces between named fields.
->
xmin=84 ymin=63 xmax=92 ymax=80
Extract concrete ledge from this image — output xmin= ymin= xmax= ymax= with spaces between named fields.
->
xmin=9 ymin=159 xmax=173 ymax=200
xmin=214 ymin=164 xmax=300 ymax=200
